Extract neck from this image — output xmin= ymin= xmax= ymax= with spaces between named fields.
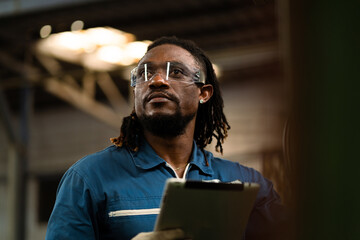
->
xmin=143 ymin=122 xmax=195 ymax=178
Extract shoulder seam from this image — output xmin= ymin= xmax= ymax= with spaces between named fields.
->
xmin=70 ymin=168 xmax=101 ymax=203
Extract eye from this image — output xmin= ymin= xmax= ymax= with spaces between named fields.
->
xmin=136 ymin=67 xmax=144 ymax=77
xmin=138 ymin=68 xmax=152 ymax=80
xmin=169 ymin=68 xmax=184 ymax=78
xmin=173 ymin=69 xmax=181 ymax=74
xmin=139 ymin=69 xmax=145 ymax=77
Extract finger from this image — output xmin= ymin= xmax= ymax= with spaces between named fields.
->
xmin=155 ymin=228 xmax=186 ymax=240
xmin=131 ymin=232 xmax=153 ymax=240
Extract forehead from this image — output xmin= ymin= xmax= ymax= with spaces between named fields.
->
xmin=139 ymin=44 xmax=199 ymax=68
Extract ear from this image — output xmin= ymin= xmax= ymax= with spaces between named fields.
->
xmin=199 ymin=84 xmax=213 ymax=103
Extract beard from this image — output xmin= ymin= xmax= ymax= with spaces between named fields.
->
xmin=138 ymin=110 xmax=196 ymax=138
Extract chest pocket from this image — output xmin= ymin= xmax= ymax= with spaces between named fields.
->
xmin=105 ymin=196 xmax=162 ymax=239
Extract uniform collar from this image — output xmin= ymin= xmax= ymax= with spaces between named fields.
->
xmin=131 ymin=139 xmax=165 ymax=169
xmin=190 ymin=142 xmax=214 ymax=176
xmin=131 ymin=138 xmax=214 ymax=176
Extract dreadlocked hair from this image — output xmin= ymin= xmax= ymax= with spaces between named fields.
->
xmin=110 ymin=110 xmax=142 ymax=152
xmin=111 ymin=36 xmax=230 ymax=154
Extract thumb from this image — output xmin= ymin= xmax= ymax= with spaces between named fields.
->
xmin=154 ymin=229 xmax=186 ymax=240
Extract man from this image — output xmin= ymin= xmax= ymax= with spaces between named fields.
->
xmin=46 ymin=36 xmax=285 ymax=240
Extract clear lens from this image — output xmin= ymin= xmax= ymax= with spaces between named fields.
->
xmin=130 ymin=61 xmax=205 ymax=87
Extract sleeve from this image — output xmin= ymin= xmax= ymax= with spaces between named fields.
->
xmin=45 ymin=169 xmax=100 ymax=240
xmin=243 ymin=168 xmax=289 ymax=240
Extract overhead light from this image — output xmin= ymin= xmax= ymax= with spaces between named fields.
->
xmin=36 ymin=27 xmax=151 ymax=71
xmin=85 ymin=27 xmax=135 ymax=46
xmin=56 ymin=32 xmax=92 ymax=51
xmin=97 ymin=46 xmax=126 ymax=64
xmin=124 ymin=41 xmax=151 ymax=61
xmin=40 ymin=25 xmax=52 ymax=38
xmin=71 ymin=20 xmax=84 ymax=31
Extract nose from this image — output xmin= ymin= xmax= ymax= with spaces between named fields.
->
xmin=149 ymin=73 xmax=170 ymax=89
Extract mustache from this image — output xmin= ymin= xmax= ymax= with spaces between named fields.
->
xmin=144 ymin=90 xmax=180 ymax=105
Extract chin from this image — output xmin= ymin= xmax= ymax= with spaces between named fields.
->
xmin=145 ymin=108 xmax=178 ymax=118
xmin=138 ymin=110 xmax=196 ymax=138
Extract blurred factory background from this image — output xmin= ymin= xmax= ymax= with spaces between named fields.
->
xmin=1 ymin=0 xmax=359 ymax=240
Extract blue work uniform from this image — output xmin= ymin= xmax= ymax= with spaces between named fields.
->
xmin=45 ymin=139 xmax=284 ymax=240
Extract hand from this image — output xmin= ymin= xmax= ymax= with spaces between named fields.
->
xmin=132 ymin=229 xmax=188 ymax=240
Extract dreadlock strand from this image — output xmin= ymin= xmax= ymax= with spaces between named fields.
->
xmin=111 ymin=110 xmax=142 ymax=152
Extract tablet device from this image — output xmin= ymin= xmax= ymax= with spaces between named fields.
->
xmin=154 ymin=178 xmax=260 ymax=240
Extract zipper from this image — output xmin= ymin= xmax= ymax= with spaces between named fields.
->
xmin=108 ymin=208 xmax=160 ymax=217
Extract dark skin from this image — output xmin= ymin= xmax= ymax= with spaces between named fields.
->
xmin=134 ymin=44 xmax=213 ymax=178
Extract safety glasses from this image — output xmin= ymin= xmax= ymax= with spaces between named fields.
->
xmin=130 ymin=61 xmax=205 ymax=87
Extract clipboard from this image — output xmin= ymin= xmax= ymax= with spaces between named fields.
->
xmin=154 ymin=178 xmax=260 ymax=240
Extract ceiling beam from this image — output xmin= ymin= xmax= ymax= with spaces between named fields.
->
xmin=0 ymin=50 xmax=130 ymax=128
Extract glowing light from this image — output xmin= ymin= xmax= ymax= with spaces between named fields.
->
xmin=124 ymin=41 xmax=150 ymax=60
xmin=71 ymin=20 xmax=84 ymax=31
xmin=40 ymin=25 xmax=52 ymax=38
xmin=56 ymin=32 xmax=93 ymax=52
xmin=97 ymin=46 xmax=124 ymax=63
xmin=36 ymin=26 xmax=151 ymax=71
xmin=86 ymin=27 xmax=135 ymax=46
